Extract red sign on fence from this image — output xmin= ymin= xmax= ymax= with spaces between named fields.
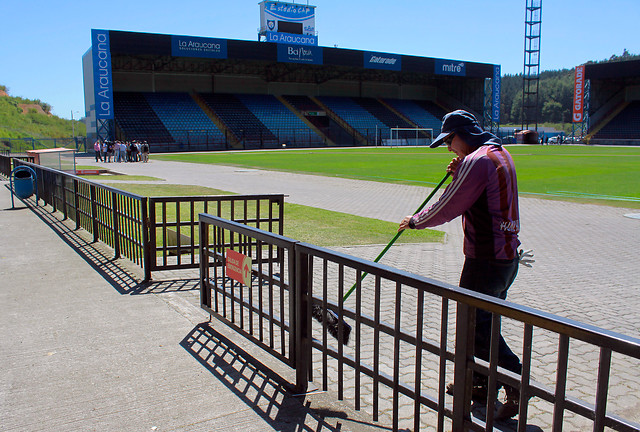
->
xmin=225 ymin=249 xmax=252 ymax=286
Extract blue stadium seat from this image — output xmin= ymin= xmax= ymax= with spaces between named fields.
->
xmin=594 ymin=101 xmax=640 ymax=140
xmin=144 ymin=92 xmax=225 ymax=147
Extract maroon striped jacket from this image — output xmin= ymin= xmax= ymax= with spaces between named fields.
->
xmin=411 ymin=143 xmax=521 ymax=260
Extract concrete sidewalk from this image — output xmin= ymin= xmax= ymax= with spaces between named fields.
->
xmin=0 ymin=183 xmax=375 ymax=431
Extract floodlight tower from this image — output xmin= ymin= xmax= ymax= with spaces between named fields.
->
xmin=521 ymin=0 xmax=542 ymax=132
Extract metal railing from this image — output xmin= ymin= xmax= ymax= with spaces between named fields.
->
xmin=1 ymin=137 xmax=86 ymax=153
xmin=149 ymin=194 xmax=284 ymax=273
xmin=199 ymin=214 xmax=296 ymax=367
xmin=199 ymin=213 xmax=640 ymax=432
xmin=13 ymin=159 xmax=149 ymax=273
xmin=117 ymin=128 xmax=327 ymax=152
xmin=7 ymin=158 xmax=284 ymax=282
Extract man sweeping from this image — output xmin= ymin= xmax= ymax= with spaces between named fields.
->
xmin=398 ymin=109 xmax=523 ymax=420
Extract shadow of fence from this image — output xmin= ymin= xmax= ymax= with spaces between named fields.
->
xmin=181 ymin=322 xmax=400 ymax=432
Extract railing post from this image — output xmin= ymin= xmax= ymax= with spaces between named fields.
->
xmin=141 ymin=197 xmax=152 ymax=282
xmin=294 ymin=247 xmax=310 ymax=394
xmin=90 ymin=185 xmax=99 ymax=243
xmin=61 ymin=176 xmax=67 ymax=220
xmin=111 ymin=191 xmax=120 ymax=259
xmin=452 ymin=302 xmax=475 ymax=431
xmin=199 ymin=218 xmax=211 ymax=309
xmin=73 ymin=179 xmax=80 ymax=230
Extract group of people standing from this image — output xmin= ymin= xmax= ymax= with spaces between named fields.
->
xmin=93 ymin=140 xmax=150 ymax=163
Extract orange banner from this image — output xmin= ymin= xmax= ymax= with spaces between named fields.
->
xmin=572 ymin=65 xmax=585 ymax=123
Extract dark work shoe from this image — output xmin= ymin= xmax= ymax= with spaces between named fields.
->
xmin=446 ymin=382 xmax=489 ymax=402
xmin=495 ymin=386 xmax=520 ymax=420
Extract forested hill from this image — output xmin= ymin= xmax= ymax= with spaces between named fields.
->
xmin=500 ymin=51 xmax=640 ymax=125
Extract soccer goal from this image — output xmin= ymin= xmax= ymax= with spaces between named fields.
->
xmin=384 ymin=127 xmax=434 ymax=147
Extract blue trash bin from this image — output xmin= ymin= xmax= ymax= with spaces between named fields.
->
xmin=10 ymin=166 xmax=38 ymax=209
xmin=13 ymin=169 xmax=35 ymax=199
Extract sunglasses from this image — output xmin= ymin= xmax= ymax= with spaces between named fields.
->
xmin=444 ymin=134 xmax=455 ymax=146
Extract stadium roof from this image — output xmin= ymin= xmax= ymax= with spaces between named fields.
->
xmin=105 ymin=30 xmax=496 ymax=85
xmin=585 ymin=59 xmax=640 ymax=81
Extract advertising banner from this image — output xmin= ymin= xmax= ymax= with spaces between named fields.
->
xmin=572 ymin=65 xmax=585 ymax=123
xmin=260 ymin=1 xmax=316 ymax=36
xmin=266 ymin=31 xmax=317 ymax=46
xmin=225 ymin=249 xmax=252 ymax=287
xmin=492 ymin=65 xmax=501 ymax=122
xmin=364 ymin=51 xmax=402 ymax=71
xmin=91 ymin=29 xmax=114 ymax=120
xmin=277 ymin=44 xmax=323 ymax=65
xmin=434 ymin=59 xmax=466 ymax=76
xmin=171 ymin=35 xmax=227 ymax=59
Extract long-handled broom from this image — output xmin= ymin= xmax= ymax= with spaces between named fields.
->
xmin=311 ymin=172 xmax=452 ymax=345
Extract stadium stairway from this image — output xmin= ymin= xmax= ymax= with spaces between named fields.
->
xmin=113 ymin=92 xmax=174 ymax=144
xmin=190 ymin=92 xmax=242 ymax=149
xmin=276 ymin=96 xmax=336 ymax=146
xmin=199 ymin=94 xmax=278 ymax=149
xmin=144 ymin=92 xmax=226 ymax=149
xmin=311 ymin=97 xmax=371 ymax=146
xmin=354 ymin=97 xmax=413 ymax=130
xmin=236 ymin=94 xmax=324 ymax=147
xmin=587 ymin=101 xmax=640 ymax=142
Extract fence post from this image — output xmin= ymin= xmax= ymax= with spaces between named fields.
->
xmin=111 ymin=191 xmax=120 ymax=259
xmin=199 ymin=219 xmax=210 ymax=309
xmin=294 ymin=248 xmax=310 ymax=394
xmin=90 ymin=185 xmax=99 ymax=243
xmin=452 ymin=302 xmax=475 ymax=431
xmin=141 ymin=197 xmax=152 ymax=282
xmin=61 ymin=176 xmax=68 ymax=220
xmin=73 ymin=179 xmax=80 ymax=230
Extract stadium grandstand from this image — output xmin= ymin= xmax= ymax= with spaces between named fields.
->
xmin=584 ymin=59 xmax=640 ymax=145
xmin=83 ymin=28 xmax=500 ymax=151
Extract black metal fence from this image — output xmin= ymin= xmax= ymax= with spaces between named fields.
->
xmin=199 ymin=215 xmax=295 ymax=367
xmin=199 ymin=213 xmax=640 ymax=432
xmin=1 ymin=137 xmax=86 ymax=153
xmin=148 ymin=194 xmax=284 ymax=273
xmin=12 ymin=158 xmax=150 ymax=274
xmin=4 ymin=157 xmax=285 ymax=282
xmin=119 ymin=128 xmax=327 ymax=153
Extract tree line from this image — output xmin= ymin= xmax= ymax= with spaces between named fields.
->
xmin=499 ymin=50 xmax=639 ymax=125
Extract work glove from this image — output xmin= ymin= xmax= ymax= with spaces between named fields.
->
xmin=518 ymin=249 xmax=535 ymax=267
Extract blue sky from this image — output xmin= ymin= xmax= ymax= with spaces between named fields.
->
xmin=1 ymin=0 xmax=637 ymax=119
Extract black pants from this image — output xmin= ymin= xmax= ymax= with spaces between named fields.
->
xmin=459 ymin=257 xmax=522 ymax=385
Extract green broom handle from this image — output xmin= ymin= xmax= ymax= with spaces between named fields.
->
xmin=343 ymin=171 xmax=451 ymax=302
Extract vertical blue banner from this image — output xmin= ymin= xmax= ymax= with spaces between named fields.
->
xmin=91 ymin=29 xmax=114 ymax=120
xmin=492 ymin=64 xmax=501 ymax=122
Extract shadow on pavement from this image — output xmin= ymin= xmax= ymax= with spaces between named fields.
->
xmin=26 ymin=200 xmax=145 ymax=294
xmin=181 ymin=322 xmax=403 ymax=432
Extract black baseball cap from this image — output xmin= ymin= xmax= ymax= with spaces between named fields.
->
xmin=430 ymin=110 xmax=485 ymax=148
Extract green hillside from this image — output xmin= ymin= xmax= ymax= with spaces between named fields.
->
xmin=0 ymin=85 xmax=85 ymax=139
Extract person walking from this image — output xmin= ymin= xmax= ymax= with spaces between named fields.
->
xmin=398 ymin=110 xmax=523 ymax=420
xmin=93 ymin=140 xmax=102 ymax=162
xmin=100 ymin=141 xmax=108 ymax=163
xmin=141 ymin=141 xmax=149 ymax=162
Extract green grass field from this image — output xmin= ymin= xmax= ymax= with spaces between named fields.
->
xmin=113 ymin=183 xmax=444 ymax=247
xmin=155 ymin=146 xmax=640 ymax=208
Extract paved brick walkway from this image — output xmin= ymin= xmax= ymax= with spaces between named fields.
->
xmin=94 ymin=156 xmax=640 ymax=429
xmin=3 ymin=154 xmax=639 ymax=431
